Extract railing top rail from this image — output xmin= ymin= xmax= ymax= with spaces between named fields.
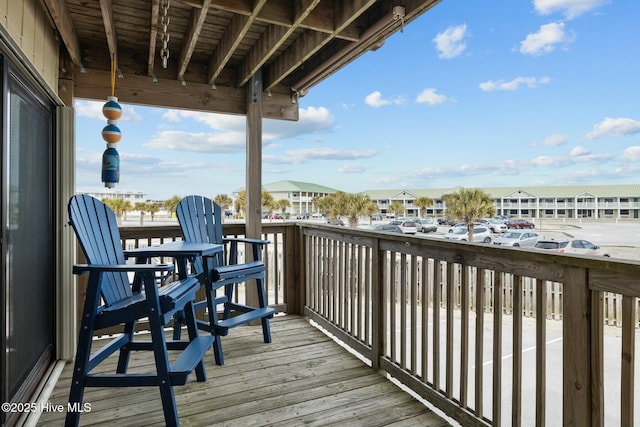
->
xmin=299 ymin=222 xmax=640 ymax=294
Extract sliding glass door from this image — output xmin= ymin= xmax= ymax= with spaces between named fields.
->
xmin=1 ymin=58 xmax=54 ymax=426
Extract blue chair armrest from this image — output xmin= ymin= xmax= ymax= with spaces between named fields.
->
xmin=222 ymin=237 xmax=270 ymax=246
xmin=72 ymin=263 xmax=175 ymax=275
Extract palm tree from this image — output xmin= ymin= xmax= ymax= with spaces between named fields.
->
xmin=134 ymin=202 xmax=147 ymax=226
xmin=262 ymin=191 xmax=275 ymax=218
xmin=343 ymin=193 xmax=377 ymax=227
xmin=103 ymin=198 xmax=132 ymax=225
xmin=235 ymin=191 xmax=246 ymax=218
xmin=164 ymin=195 xmax=181 ymax=219
xmin=414 ymin=196 xmax=434 ymax=218
xmin=275 ymin=199 xmax=290 ymax=219
xmin=214 ymin=194 xmax=233 ymax=211
xmin=442 ymin=188 xmax=495 ymax=242
xmin=388 ymin=200 xmax=405 ymax=218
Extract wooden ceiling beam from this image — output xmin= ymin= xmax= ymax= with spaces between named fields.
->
xmin=42 ymin=0 xmax=82 ymax=65
xmin=74 ymin=68 xmax=298 ymax=121
xmin=207 ymin=0 xmax=267 ymax=85
xmin=177 ymin=0 xmax=212 ymax=81
xmin=265 ymin=0 xmax=377 ymax=91
xmin=237 ymin=0 xmax=322 ymax=88
xmin=147 ymin=0 xmax=160 ymax=76
xmin=99 ymin=0 xmax=118 ymax=63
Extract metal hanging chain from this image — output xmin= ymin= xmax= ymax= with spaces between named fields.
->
xmin=160 ymin=0 xmax=171 ymax=68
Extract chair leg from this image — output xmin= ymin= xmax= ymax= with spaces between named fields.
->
xmin=204 ymin=285 xmax=224 ymax=365
xmin=183 ymin=300 xmax=207 ymax=382
xmin=147 ymin=309 xmax=180 ymax=427
xmin=256 ymin=276 xmax=272 ymax=343
xmin=66 ymin=273 xmax=101 ymax=427
xmin=116 ymin=320 xmax=136 ymax=373
xmin=65 ymin=333 xmax=91 ymax=427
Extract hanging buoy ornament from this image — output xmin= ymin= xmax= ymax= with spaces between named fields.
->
xmin=101 ymin=121 xmax=121 ymax=144
xmin=101 ymin=95 xmax=122 ymax=188
xmin=102 ymin=96 xmax=122 ymax=120
xmin=101 ymin=144 xmax=120 ymax=188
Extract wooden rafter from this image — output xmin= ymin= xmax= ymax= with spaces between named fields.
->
xmin=147 ymin=0 xmax=160 ymax=76
xmin=207 ymin=0 xmax=267 ymax=85
xmin=265 ymin=0 xmax=377 ymax=91
xmin=236 ymin=0 xmax=322 ymax=88
xmin=99 ymin=0 xmax=118 ymax=63
xmin=177 ymin=0 xmax=211 ymax=81
xmin=41 ymin=0 xmax=82 ymax=65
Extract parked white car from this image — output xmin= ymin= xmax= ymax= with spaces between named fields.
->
xmin=493 ymin=230 xmax=544 ymax=247
xmin=443 ymin=226 xmax=493 ymax=243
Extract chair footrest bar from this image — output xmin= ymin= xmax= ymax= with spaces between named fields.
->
xmin=170 ymin=336 xmax=215 ymax=384
xmin=216 ymin=307 xmax=275 ymax=330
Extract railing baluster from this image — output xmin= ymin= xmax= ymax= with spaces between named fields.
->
xmin=446 ymin=261 xmax=454 ymax=398
xmin=475 ymin=267 xmax=486 ymax=418
xmin=433 ymin=259 xmax=441 ymax=390
xmin=460 ymin=264 xmax=470 ymax=408
xmin=621 ymin=295 xmax=636 ymax=426
xmin=512 ymin=274 xmax=522 ymax=427
xmin=536 ymin=278 xmax=546 ymax=427
xmin=493 ymin=272 xmax=503 ymax=427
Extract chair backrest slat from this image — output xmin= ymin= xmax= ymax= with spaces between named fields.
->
xmin=176 ymin=195 xmax=225 ymax=273
xmin=69 ymin=195 xmax=133 ymax=305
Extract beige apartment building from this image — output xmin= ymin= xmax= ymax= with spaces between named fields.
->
xmin=364 ymin=184 xmax=640 ymax=220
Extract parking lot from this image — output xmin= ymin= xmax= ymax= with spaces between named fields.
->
xmin=373 ymin=218 xmax=640 ymax=261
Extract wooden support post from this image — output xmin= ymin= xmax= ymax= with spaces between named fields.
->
xmin=245 ymin=71 xmax=263 ymax=308
xmin=563 ymin=266 xmax=591 ymax=426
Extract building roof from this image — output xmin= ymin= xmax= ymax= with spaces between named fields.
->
xmin=233 ymin=180 xmax=341 ymax=196
xmin=263 ymin=180 xmax=340 ymax=194
xmin=363 ymin=184 xmax=640 ymax=200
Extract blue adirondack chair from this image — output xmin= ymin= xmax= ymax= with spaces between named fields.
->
xmin=176 ymin=195 xmax=275 ymax=365
xmin=66 ymin=195 xmax=214 ymax=427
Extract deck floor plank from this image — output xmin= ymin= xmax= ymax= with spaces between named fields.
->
xmin=37 ymin=315 xmax=451 ymax=427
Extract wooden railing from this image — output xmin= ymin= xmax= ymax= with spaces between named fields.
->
xmin=300 ymin=223 xmax=640 ymax=427
xmin=82 ymin=222 xmax=640 ymax=426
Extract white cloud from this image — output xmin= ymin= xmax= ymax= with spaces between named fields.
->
xmin=586 ymin=117 xmax=640 ymax=140
xmin=338 ymin=163 xmax=372 ymax=173
xmin=75 ymin=100 xmax=142 ymax=122
xmin=433 ymin=24 xmax=468 ymax=59
xmin=479 ymin=76 xmax=551 ymax=91
xmin=534 ymin=134 xmax=568 ymax=146
xmin=150 ymin=106 xmax=336 ymax=153
xmin=520 ymin=22 xmax=574 ymax=55
xmin=533 ymin=0 xmax=609 ymax=19
xmin=621 ymin=146 xmax=640 ymax=162
xmin=145 ymin=130 xmax=245 ymax=153
xmin=570 ymin=145 xmax=590 ymax=156
xmin=364 ymin=91 xmax=403 ymax=108
xmin=415 ymin=88 xmax=447 ymax=105
xmin=265 ymin=147 xmax=377 ymax=165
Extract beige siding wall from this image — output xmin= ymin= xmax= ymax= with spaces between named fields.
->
xmin=0 ymin=0 xmax=58 ymax=91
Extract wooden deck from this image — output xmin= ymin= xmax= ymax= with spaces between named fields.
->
xmin=37 ymin=315 xmax=452 ymax=427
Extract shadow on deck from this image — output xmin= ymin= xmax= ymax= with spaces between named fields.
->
xmin=37 ymin=315 xmax=452 ymax=426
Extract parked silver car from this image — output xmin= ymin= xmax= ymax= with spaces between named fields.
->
xmin=414 ymin=218 xmax=438 ymax=233
xmin=534 ymin=239 xmax=610 ymax=257
xmin=493 ymin=230 xmax=544 ymax=247
xmin=443 ymin=226 xmax=493 ymax=243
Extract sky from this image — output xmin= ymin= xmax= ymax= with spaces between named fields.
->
xmin=75 ymin=0 xmax=640 ymax=201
